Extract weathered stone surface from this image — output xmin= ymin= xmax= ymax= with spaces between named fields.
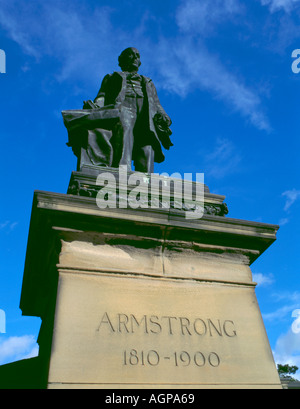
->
xmin=47 ymin=272 xmax=280 ymax=388
xmin=20 ymin=190 xmax=281 ymax=389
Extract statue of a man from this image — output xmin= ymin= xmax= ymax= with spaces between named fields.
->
xmin=63 ymin=47 xmax=173 ymax=173
xmin=93 ymin=47 xmax=173 ymax=173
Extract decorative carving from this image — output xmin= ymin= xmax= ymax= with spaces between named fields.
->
xmin=67 ymin=179 xmax=228 ymax=217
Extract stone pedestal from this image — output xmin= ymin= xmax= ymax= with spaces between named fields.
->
xmin=20 ymin=171 xmax=282 ymax=389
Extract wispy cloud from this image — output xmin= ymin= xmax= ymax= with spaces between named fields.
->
xmin=282 ymin=189 xmax=300 ymax=211
xmin=263 ymin=291 xmax=300 ymax=322
xmin=272 ymin=290 xmax=300 ymax=303
xmin=176 ymin=0 xmax=243 ymax=36
xmin=200 ymin=138 xmax=242 ymax=179
xmin=0 ymin=3 xmax=40 ymax=59
xmin=279 ymin=217 xmax=289 ymax=226
xmin=273 ymin=329 xmax=300 ymax=378
xmin=263 ymin=304 xmax=300 ymax=322
xmin=0 ymin=0 xmax=124 ymax=85
xmin=261 ymin=0 xmax=300 ymax=13
xmin=253 ymin=272 xmax=275 ymax=287
xmin=158 ymin=0 xmax=270 ymax=131
xmin=0 ymin=220 xmax=18 ymax=232
xmin=278 ymin=188 xmax=300 ymax=225
xmin=0 ymin=335 xmax=39 ymax=365
xmin=149 ymin=37 xmax=270 ymax=131
xmin=0 ymin=0 xmax=271 ymax=131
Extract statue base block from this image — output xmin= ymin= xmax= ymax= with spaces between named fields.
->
xmin=20 ymin=183 xmax=282 ymax=389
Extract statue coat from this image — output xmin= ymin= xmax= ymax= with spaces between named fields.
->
xmin=94 ymin=71 xmax=172 ymax=164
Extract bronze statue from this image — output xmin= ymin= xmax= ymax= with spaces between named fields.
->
xmin=62 ymin=47 xmax=173 ymax=173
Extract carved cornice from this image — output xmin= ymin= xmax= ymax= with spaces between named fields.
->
xmin=67 ymin=177 xmax=229 ymax=218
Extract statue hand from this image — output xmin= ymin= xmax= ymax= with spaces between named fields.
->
xmin=163 ymin=114 xmax=172 ymax=127
xmin=155 ymin=112 xmax=172 ymax=128
xmin=94 ymin=97 xmax=105 ymax=108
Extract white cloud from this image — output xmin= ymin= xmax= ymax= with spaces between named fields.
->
xmin=263 ymin=305 xmax=296 ymax=322
xmin=0 ymin=221 xmax=9 ymax=229
xmin=273 ymin=329 xmax=300 ymax=378
xmin=279 ymin=217 xmax=289 ymax=226
xmin=0 ymin=0 xmax=270 ymax=131
xmin=0 ymin=220 xmax=18 ymax=232
xmin=278 ymin=188 xmax=300 ymax=226
xmin=0 ymin=1 xmax=124 ymax=85
xmin=272 ymin=290 xmax=300 ymax=303
xmin=150 ymin=37 xmax=270 ymax=131
xmin=253 ymin=273 xmax=275 ymax=287
xmin=261 ymin=0 xmax=300 ymax=13
xmin=262 ymin=291 xmax=300 ymax=322
xmin=0 ymin=335 xmax=39 ymax=365
xmin=176 ymin=0 xmax=243 ymax=35
xmin=282 ymin=189 xmax=300 ymax=211
xmin=0 ymin=5 xmax=40 ymax=59
xmin=201 ymin=138 xmax=242 ymax=179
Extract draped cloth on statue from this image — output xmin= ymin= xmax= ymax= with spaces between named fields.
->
xmin=62 ymin=106 xmax=121 ymax=168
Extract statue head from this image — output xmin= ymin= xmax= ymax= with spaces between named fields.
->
xmin=118 ymin=47 xmax=141 ymax=72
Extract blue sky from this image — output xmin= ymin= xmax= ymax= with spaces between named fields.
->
xmin=0 ymin=0 xmax=300 ymax=378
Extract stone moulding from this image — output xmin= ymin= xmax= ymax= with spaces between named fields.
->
xmin=67 ymin=166 xmax=229 ymax=217
xmin=18 ymin=188 xmax=281 ymax=389
xmin=20 ymin=189 xmax=279 ymax=318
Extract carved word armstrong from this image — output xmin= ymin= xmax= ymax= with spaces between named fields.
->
xmin=96 ymin=312 xmax=237 ymax=337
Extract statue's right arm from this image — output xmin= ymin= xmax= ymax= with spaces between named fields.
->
xmin=94 ymin=74 xmax=112 ymax=108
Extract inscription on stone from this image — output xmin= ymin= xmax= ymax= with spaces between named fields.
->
xmin=122 ymin=349 xmax=221 ymax=368
xmin=96 ymin=312 xmax=237 ymax=370
xmin=97 ymin=312 xmax=237 ymax=337
xmin=47 ymin=273 xmax=281 ymax=387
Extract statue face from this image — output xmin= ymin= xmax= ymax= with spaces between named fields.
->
xmin=120 ymin=47 xmax=141 ymax=72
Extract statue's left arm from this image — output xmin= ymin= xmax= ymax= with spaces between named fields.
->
xmin=146 ymin=78 xmax=173 ymax=150
xmin=147 ymin=79 xmax=172 ymax=126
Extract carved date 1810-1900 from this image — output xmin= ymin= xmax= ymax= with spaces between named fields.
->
xmin=123 ymin=349 xmax=220 ymax=368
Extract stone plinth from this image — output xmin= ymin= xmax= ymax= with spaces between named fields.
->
xmin=20 ymin=185 xmax=282 ymax=389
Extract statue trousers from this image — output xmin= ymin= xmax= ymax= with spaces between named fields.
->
xmin=113 ymin=96 xmax=154 ymax=173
